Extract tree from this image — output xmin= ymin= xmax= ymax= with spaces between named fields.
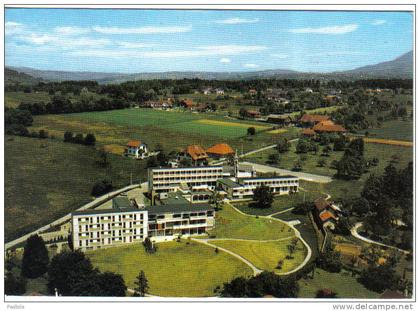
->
xmin=95 ymin=272 xmax=127 ymax=296
xmin=247 ymin=127 xmax=256 ymax=136
xmin=293 ymin=160 xmax=303 ymax=172
xmin=359 ymin=263 xmax=400 ymax=293
xmin=239 ymin=107 xmax=247 ymax=119
xmin=146 ymin=156 xmax=159 ymax=168
xmin=317 ymin=158 xmax=327 ymax=167
xmin=292 ymin=202 xmax=313 ymax=215
xmin=156 ymin=150 xmax=168 ymax=166
xmin=91 ymin=179 xmax=113 ymax=197
xmin=5 ymin=272 xmax=27 ymax=295
xmin=179 ymin=157 xmax=192 ymax=167
xmin=143 ymin=237 xmax=157 ymax=254
xmin=333 ymin=135 xmax=347 ymax=151
xmin=277 ymin=138 xmax=290 ymax=153
xmin=336 ymin=154 xmax=365 ymax=180
xmin=38 ymin=129 xmax=48 ymax=139
xmin=316 ymin=247 xmax=342 ymax=273
xmin=73 ymin=133 xmax=84 ymax=144
xmin=21 ymin=234 xmax=49 ymax=278
xmin=253 ymin=185 xmax=274 ymax=209
xmin=287 ymin=238 xmax=299 ymax=258
xmin=134 ymin=270 xmax=149 ymax=297
xmin=322 ymin=145 xmax=332 ymax=157
xmin=97 ymin=149 xmax=109 ymax=167
xmin=84 ymin=133 xmax=96 ymax=146
xmin=268 ymin=153 xmax=279 ymax=164
xmin=64 ymin=131 xmax=74 ymax=142
xmin=276 ymin=259 xmax=284 ymax=270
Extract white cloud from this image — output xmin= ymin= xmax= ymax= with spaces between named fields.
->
xmin=70 ymin=44 xmax=267 ymax=59
xmin=5 ymin=21 xmax=25 ymax=35
xmin=371 ymin=20 xmax=386 ymax=26
xmin=270 ymin=53 xmax=288 ymax=59
xmin=215 ymin=17 xmax=259 ymax=25
xmin=54 ymin=26 xmax=90 ymax=35
xmin=288 ymin=24 xmax=358 ymax=34
xmin=220 ymin=58 xmax=231 ymax=63
xmin=17 ymin=33 xmax=111 ymax=48
xmin=243 ymin=63 xmax=259 ymax=68
xmin=93 ymin=25 xmax=192 ymax=34
xmin=308 ymin=51 xmax=365 ymax=57
xmin=117 ymin=42 xmax=155 ymax=49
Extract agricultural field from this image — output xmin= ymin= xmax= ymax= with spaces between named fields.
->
xmin=298 ymin=268 xmax=380 ymax=298
xmin=210 ymin=239 xmax=307 ymax=273
xmin=87 ymin=240 xmax=253 ymax=297
xmin=208 ymin=203 xmax=295 ymax=240
xmin=361 ymin=119 xmax=413 ymax=141
xmin=5 ymin=91 xmax=51 ymax=108
xmin=5 ymin=135 xmax=149 ymax=242
xmin=30 ymin=108 xmax=298 ymax=153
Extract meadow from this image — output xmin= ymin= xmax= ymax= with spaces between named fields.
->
xmin=5 ymin=135 xmax=149 ymax=242
xmin=87 ymin=240 xmax=253 ymax=297
xmin=5 ymin=91 xmax=51 ymax=108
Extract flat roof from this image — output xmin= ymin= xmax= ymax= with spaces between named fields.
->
xmin=242 ymin=175 xmax=298 ymax=181
xmin=159 ymin=191 xmax=190 ymax=205
xmin=146 ymin=203 xmax=213 ymax=214
xmin=113 ymin=196 xmax=132 ymax=208
xmin=150 ymin=166 xmax=223 ymax=171
xmin=72 ymin=207 xmax=144 ymax=217
xmin=217 ymin=178 xmax=242 ymax=188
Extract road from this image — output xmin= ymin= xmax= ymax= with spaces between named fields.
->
xmin=350 ymin=222 xmax=410 ymax=254
xmin=5 ymin=182 xmax=147 ymax=250
xmin=240 ymin=161 xmax=332 ymax=183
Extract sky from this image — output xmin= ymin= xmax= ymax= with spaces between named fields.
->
xmin=5 ymin=9 xmax=413 ymax=73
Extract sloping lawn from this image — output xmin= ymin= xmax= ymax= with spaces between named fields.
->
xmin=210 ymin=239 xmax=307 ymax=273
xmin=87 ymin=240 xmax=253 ymax=297
xmin=298 ymin=268 xmax=380 ymax=298
xmin=208 ymin=203 xmax=295 ymax=240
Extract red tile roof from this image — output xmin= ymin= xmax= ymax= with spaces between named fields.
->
xmin=186 ymin=145 xmax=208 ymax=161
xmin=302 ymin=128 xmax=316 ymax=136
xmin=206 ymin=143 xmax=234 ymax=156
xmin=127 ymin=140 xmax=142 ymax=148
xmin=300 ymin=114 xmax=330 ymax=123
xmin=319 ymin=210 xmax=338 ymax=222
xmin=313 ymin=120 xmax=346 ymax=133
xmin=181 ymin=99 xmax=193 ymax=108
xmin=314 ymin=198 xmax=330 ymax=212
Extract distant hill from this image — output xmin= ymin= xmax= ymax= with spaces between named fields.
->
xmin=5 ymin=68 xmax=42 ymax=86
xmin=337 ymin=51 xmax=413 ymax=79
xmin=7 ymin=50 xmax=412 ymax=84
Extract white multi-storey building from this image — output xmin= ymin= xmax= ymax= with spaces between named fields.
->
xmin=71 ymin=199 xmax=215 ymax=251
xmin=148 ymin=166 xmax=225 ymax=194
xmin=217 ymin=175 xmax=299 ymax=200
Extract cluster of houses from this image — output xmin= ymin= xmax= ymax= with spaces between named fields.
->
xmin=300 ymin=114 xmax=346 ymax=138
xmin=313 ymin=197 xmax=341 ymax=230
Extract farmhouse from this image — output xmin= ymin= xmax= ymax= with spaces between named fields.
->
xmin=71 ymin=198 xmax=215 ymax=250
xmin=299 ymin=114 xmax=330 ymax=127
xmin=179 ymin=145 xmax=209 ymax=166
xmin=245 ymin=110 xmax=261 ymax=119
xmin=301 ymin=128 xmax=316 ymax=137
xmin=313 ymin=198 xmax=340 ymax=230
xmin=215 ymin=88 xmax=225 ymax=95
xmin=312 ymin=120 xmax=346 ymax=134
xmin=125 ymin=140 xmax=148 ymax=159
xmin=249 ymin=89 xmax=257 ymax=95
xmin=206 ymin=143 xmax=235 ymax=159
xmin=266 ymin=114 xmax=293 ymax=127
xmin=180 ymin=99 xmax=194 ymax=109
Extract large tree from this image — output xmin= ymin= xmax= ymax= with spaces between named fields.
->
xmin=134 ymin=270 xmax=149 ymax=297
xmin=21 ymin=234 xmax=49 ymax=278
xmin=253 ymin=185 xmax=274 ymax=209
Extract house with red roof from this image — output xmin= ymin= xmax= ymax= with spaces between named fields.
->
xmin=299 ymin=114 xmax=330 ymax=127
xmin=180 ymin=99 xmax=194 ymax=109
xmin=125 ymin=140 xmax=148 ymax=159
xmin=178 ymin=144 xmax=208 ymax=166
xmin=313 ymin=120 xmax=346 ymax=134
xmin=313 ymin=197 xmax=340 ymax=230
xmin=206 ymin=143 xmax=235 ymax=159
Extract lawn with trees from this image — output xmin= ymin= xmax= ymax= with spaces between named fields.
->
xmin=87 ymin=240 xmax=253 ymax=297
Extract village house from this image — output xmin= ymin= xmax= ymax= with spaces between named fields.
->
xmin=313 ymin=198 xmax=340 ymax=230
xmin=206 ymin=143 xmax=235 ymax=159
xmin=312 ymin=120 xmax=346 ymax=134
xmin=178 ymin=145 xmax=208 ymax=166
xmin=266 ymin=114 xmax=293 ymax=127
xmin=248 ymin=89 xmax=257 ymax=96
xmin=202 ymin=87 xmax=212 ymax=95
xmin=299 ymin=114 xmax=330 ymax=127
xmin=125 ymin=140 xmax=148 ymax=159
xmin=245 ymin=109 xmax=261 ymax=119
xmin=215 ymin=88 xmax=225 ymax=95
xmin=180 ymin=99 xmax=194 ymax=110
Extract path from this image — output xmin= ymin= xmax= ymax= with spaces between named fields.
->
xmin=5 ymin=182 xmax=147 ymax=250
xmin=350 ymin=222 xmax=410 ymax=254
xmin=268 ymin=207 xmax=295 ymax=217
xmin=241 ymin=161 xmax=332 ymax=183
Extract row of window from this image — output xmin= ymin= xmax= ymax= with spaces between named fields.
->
xmin=152 ymin=169 xmax=222 ymax=175
xmin=78 ymin=214 xmax=144 ymax=223
xmin=243 ymin=180 xmax=298 ymax=186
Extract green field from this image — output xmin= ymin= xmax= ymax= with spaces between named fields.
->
xmin=5 ymin=91 xmax=51 ymax=108
xmin=209 ymin=203 xmax=295 ymax=240
xmin=210 ymin=239 xmax=306 ymax=273
xmin=361 ymin=119 xmax=413 ymax=141
xmin=298 ymin=268 xmax=380 ymax=298
xmin=30 ymin=109 xmax=297 ymax=153
xmin=87 ymin=240 xmax=253 ymax=297
xmin=5 ymin=135 xmax=148 ymax=242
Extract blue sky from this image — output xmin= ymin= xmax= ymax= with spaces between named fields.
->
xmin=5 ymin=9 xmax=413 ymax=73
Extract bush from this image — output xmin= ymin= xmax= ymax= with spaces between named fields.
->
xmin=91 ymin=179 xmax=113 ymax=197
xmin=21 ymin=234 xmax=49 ymax=278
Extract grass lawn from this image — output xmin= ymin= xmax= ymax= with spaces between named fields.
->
xmin=298 ymin=268 xmax=380 ymax=298
xmin=209 ymin=203 xmax=295 ymax=240
xmin=87 ymin=240 xmax=253 ymax=297
xmin=210 ymin=239 xmax=307 ymax=273
xmin=5 ymin=135 xmax=149 ymax=242
xmin=5 ymin=91 xmax=51 ymax=108
xmin=235 ymin=189 xmax=325 ymax=216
